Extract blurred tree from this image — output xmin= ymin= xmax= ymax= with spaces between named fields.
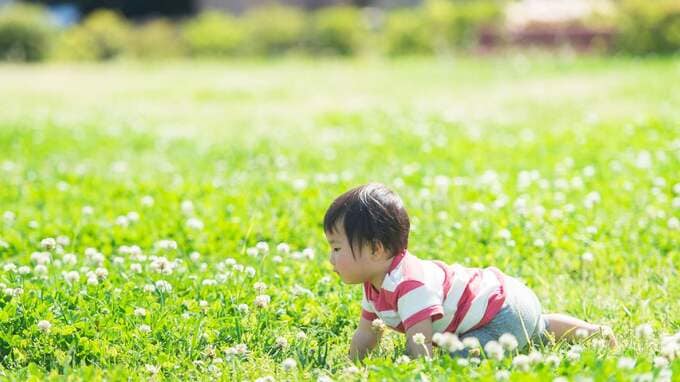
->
xmin=26 ymin=0 xmax=195 ymax=19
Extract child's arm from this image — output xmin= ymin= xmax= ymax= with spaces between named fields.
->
xmin=349 ymin=317 xmax=381 ymax=362
xmin=404 ymin=318 xmax=434 ymax=359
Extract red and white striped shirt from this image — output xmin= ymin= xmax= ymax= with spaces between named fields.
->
xmin=361 ymin=250 xmax=507 ymax=334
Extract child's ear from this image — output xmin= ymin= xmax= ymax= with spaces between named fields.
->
xmin=371 ymin=240 xmax=387 ymax=258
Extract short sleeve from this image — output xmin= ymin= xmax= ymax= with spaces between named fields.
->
xmin=396 ymin=280 xmax=444 ymax=331
xmin=361 ymin=289 xmax=379 ymax=321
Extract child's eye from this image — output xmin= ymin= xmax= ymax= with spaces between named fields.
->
xmin=333 ymin=248 xmax=340 ymax=252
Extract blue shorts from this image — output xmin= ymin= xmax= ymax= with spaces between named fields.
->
xmin=450 ymin=276 xmax=551 ymax=357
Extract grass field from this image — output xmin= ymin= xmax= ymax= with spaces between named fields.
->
xmin=0 ymin=55 xmax=679 ymax=381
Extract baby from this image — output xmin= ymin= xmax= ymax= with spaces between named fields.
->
xmin=323 ymin=183 xmax=616 ymax=361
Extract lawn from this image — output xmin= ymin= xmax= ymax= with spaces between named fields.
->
xmin=0 ymin=55 xmax=678 ymax=381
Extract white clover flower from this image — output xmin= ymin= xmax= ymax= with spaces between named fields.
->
xmin=528 ymin=350 xmax=543 ymax=364
xmin=668 ymin=217 xmax=679 ymax=230
xmin=64 ymin=270 xmax=79 ymax=284
xmin=0 ymin=239 xmax=8 ymax=249
xmin=246 ymin=247 xmax=258 ymax=257
xmin=150 ymin=257 xmax=175 ymax=275
xmin=253 ymin=282 xmax=267 ymax=293
xmin=87 ymin=277 xmax=98 ymax=286
xmin=145 ymin=364 xmax=159 ymax=374
xmin=498 ymin=229 xmax=511 ymax=240
xmin=658 ymin=368 xmax=673 ymax=382
xmin=276 ymin=336 xmax=288 ymax=348
xmin=254 ymin=294 xmax=270 ymax=308
xmin=370 ymin=319 xmax=386 ymax=334
xmin=234 ymin=344 xmax=248 ymax=355
xmin=581 ymin=252 xmax=594 ymax=263
xmin=463 ymin=337 xmax=480 ymax=349
xmin=296 ymin=331 xmax=307 ymax=341
xmin=180 ymin=200 xmax=194 ymax=215
xmin=155 ymin=239 xmax=178 ymax=251
xmin=237 ymin=304 xmax=249 ymax=314
xmin=3 ymin=210 xmax=16 ymax=223
xmin=126 ymin=211 xmax=139 ymax=223
xmin=660 ymin=332 xmax=680 ymax=360
xmin=499 ymin=333 xmax=518 ymax=351
xmin=189 ymin=251 xmax=200 ymax=262
xmin=343 ymin=365 xmax=359 ymax=375
xmin=34 ymin=264 xmax=47 ymax=275
xmin=3 ymin=263 xmax=16 ymax=272
xmin=245 ymin=266 xmax=256 ymax=277
xmin=456 ymin=358 xmax=469 ymax=367
xmin=584 ymin=191 xmax=601 ymax=209
xmin=138 ymin=324 xmax=151 ymax=334
xmin=395 ymin=355 xmax=411 ymax=364
xmin=199 ymin=300 xmax=209 ymax=309
xmin=635 ymin=323 xmax=654 ymax=339
xmin=255 ymin=377 xmax=275 ymax=382
xmin=281 ymin=357 xmax=297 ymax=371
xmin=95 ymin=267 xmax=108 ymax=280
xmin=186 ymin=218 xmax=204 ymax=231
xmin=81 ymin=206 xmax=94 ymax=216
xmin=412 ymin=332 xmax=425 ymax=345
xmin=31 ymin=251 xmax=51 ymax=265
xmin=56 ymin=236 xmax=70 ymax=246
xmin=632 ymin=373 xmax=653 ymax=382
xmin=37 ymin=320 xmax=51 ymax=333
xmin=115 ymin=216 xmax=130 ymax=227
xmin=276 ymin=242 xmax=290 ymax=254
xmin=545 ymin=354 xmax=560 ymax=368
xmin=28 ymin=220 xmax=39 ymax=229
xmin=512 ymin=354 xmax=531 ymax=371
xmin=291 ymin=284 xmax=313 ymax=297
xmin=202 ymin=279 xmax=217 ymax=286
xmin=141 ymin=195 xmax=154 ymax=207
xmin=441 ymin=333 xmax=464 ymax=352
xmin=256 ymin=241 xmax=269 ymax=254
xmin=130 ymin=263 xmax=143 ymax=273
xmin=617 ymin=356 xmax=636 ymax=370
xmin=566 ymin=350 xmax=581 ymax=361
xmin=18 ymin=266 xmax=30 ymax=275
xmin=272 ymin=255 xmax=283 ymax=263
xmin=317 ymin=375 xmax=333 ymax=382
xmin=134 ymin=307 xmax=147 ymax=317
xmin=155 ymin=280 xmax=172 ymax=293
xmin=63 ymin=253 xmax=77 ymax=265
xmin=484 ymin=340 xmax=504 ymax=360
xmin=40 ymin=237 xmax=56 ymax=251
xmin=653 ymin=356 xmax=669 ymax=369
xmin=302 ymin=248 xmax=315 ymax=260
xmin=495 ymin=370 xmax=510 ymax=381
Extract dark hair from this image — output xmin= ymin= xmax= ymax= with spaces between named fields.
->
xmin=323 ymin=183 xmax=410 ymax=259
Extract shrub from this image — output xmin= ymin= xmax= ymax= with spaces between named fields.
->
xmin=424 ymin=0 xmax=503 ymax=52
xmin=307 ymin=6 xmax=366 ymax=56
xmin=53 ymin=9 xmax=132 ymax=61
xmin=0 ymin=3 xmax=55 ymax=62
xmin=181 ymin=11 xmax=244 ymax=57
xmin=241 ymin=4 xmax=307 ymax=56
xmin=383 ymin=8 xmax=434 ymax=56
xmin=130 ymin=19 xmax=185 ymax=59
xmin=615 ymin=0 xmax=680 ymax=55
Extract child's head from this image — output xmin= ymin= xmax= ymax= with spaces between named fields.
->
xmin=323 ymin=183 xmax=410 ymax=283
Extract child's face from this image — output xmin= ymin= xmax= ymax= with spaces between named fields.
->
xmin=324 ymin=224 xmax=376 ymax=284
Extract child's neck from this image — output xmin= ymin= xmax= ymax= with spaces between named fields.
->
xmin=368 ymin=261 xmax=393 ymax=291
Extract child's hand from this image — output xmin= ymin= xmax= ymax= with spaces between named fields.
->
xmin=405 ymin=318 xmax=434 ymax=359
xmin=349 ymin=317 xmax=381 ymax=362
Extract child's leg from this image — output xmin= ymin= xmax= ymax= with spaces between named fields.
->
xmin=543 ymin=313 xmax=617 ymax=348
